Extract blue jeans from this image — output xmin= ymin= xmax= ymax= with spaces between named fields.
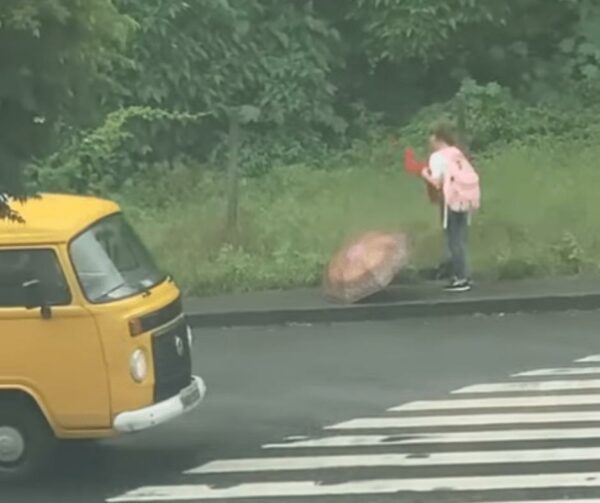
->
xmin=445 ymin=210 xmax=469 ymax=280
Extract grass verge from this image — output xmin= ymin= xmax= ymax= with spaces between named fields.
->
xmin=122 ymin=135 xmax=600 ymax=296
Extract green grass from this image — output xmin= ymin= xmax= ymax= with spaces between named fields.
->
xmin=122 ymin=136 xmax=600 ymax=296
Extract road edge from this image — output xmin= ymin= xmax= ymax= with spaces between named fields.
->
xmin=187 ymin=292 xmax=600 ymax=328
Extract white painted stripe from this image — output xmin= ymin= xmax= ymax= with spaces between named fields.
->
xmin=389 ymin=394 xmax=600 ymax=411
xmin=454 ymin=379 xmax=600 ymax=394
xmin=263 ymin=427 xmax=600 ymax=449
xmin=187 ymin=446 xmax=600 ymax=474
xmin=514 ymin=367 xmax=600 ymax=377
xmin=328 ymin=411 xmax=600 ymax=430
xmin=577 ymin=355 xmax=600 ymax=363
xmin=107 ymin=472 xmax=600 ymax=501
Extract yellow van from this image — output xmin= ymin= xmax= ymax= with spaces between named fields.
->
xmin=0 ymin=194 xmax=206 ymax=479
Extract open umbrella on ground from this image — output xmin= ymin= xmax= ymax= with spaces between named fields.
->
xmin=323 ymin=231 xmax=411 ymax=304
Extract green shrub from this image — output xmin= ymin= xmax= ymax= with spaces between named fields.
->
xmin=30 ymin=107 xmax=208 ymax=194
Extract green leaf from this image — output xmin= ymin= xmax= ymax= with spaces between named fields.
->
xmin=582 ymin=64 xmax=599 ymax=79
xmin=560 ymin=37 xmax=576 ymax=54
xmin=238 ymin=105 xmax=261 ymax=124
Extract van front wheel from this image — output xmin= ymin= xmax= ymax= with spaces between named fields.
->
xmin=0 ymin=398 xmax=55 ymax=481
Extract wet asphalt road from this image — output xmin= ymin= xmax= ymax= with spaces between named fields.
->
xmin=5 ymin=310 xmax=600 ymax=503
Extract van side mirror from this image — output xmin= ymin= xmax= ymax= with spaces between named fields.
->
xmin=23 ymin=279 xmax=52 ymax=319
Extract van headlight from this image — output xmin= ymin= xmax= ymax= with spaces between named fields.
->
xmin=129 ymin=349 xmax=148 ymax=383
xmin=187 ymin=325 xmax=193 ymax=347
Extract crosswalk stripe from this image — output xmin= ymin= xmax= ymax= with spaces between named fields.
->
xmin=514 ymin=367 xmax=600 ymax=377
xmin=454 ymin=379 xmax=600 ymax=394
xmin=186 ymin=446 xmax=600 ymax=474
xmin=327 ymin=411 xmax=600 ymax=430
xmin=108 ymin=353 xmax=600 ymax=502
xmin=107 ymin=472 xmax=600 ymax=501
xmin=576 ymin=355 xmax=600 ymax=363
xmin=263 ymin=427 xmax=600 ymax=449
xmin=389 ymin=394 xmax=600 ymax=411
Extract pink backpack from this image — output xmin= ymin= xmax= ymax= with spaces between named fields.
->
xmin=438 ymin=146 xmax=481 ymax=212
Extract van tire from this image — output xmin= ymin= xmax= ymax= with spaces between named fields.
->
xmin=0 ymin=396 xmax=56 ymax=482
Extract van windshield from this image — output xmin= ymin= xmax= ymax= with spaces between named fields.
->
xmin=70 ymin=214 xmax=165 ymax=303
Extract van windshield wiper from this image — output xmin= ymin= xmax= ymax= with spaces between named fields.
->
xmin=139 ymin=281 xmax=153 ymax=297
xmin=97 ymin=282 xmax=127 ymax=300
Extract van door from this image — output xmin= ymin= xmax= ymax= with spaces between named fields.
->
xmin=0 ymin=248 xmax=110 ymax=430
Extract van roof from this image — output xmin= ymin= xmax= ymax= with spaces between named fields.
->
xmin=0 ymin=193 xmax=120 ymax=246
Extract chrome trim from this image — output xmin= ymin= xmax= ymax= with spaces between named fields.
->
xmin=152 ymin=313 xmax=186 ymax=338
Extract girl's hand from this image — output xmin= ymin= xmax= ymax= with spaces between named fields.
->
xmin=421 ymin=167 xmax=442 ymax=190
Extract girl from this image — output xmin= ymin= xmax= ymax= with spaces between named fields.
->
xmin=422 ymin=122 xmax=480 ymax=292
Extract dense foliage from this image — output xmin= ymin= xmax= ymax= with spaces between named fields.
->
xmin=3 ymin=0 xmax=600 ymax=221
xmin=0 ymin=0 xmax=132 ymax=217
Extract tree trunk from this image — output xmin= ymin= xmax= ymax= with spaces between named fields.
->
xmin=226 ymin=115 xmax=241 ymax=234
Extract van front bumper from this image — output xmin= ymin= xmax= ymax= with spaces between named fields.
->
xmin=113 ymin=376 xmax=207 ymax=434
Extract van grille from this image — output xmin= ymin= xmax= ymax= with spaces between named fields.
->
xmin=151 ymin=317 xmax=192 ymax=403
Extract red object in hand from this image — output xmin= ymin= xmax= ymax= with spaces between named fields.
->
xmin=404 ymin=148 xmax=427 ymax=176
xmin=404 ymin=147 xmax=440 ymax=204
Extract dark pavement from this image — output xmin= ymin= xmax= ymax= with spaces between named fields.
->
xmin=184 ymin=276 xmax=600 ymax=327
xmin=6 ymin=310 xmax=600 ymax=502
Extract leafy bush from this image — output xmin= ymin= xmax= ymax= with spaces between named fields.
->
xmin=30 ymin=107 xmax=207 ymax=194
xmin=390 ymin=77 xmax=600 ymax=158
xmin=210 ymin=128 xmax=334 ymax=177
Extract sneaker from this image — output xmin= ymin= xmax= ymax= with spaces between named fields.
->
xmin=444 ymin=279 xmax=472 ymax=292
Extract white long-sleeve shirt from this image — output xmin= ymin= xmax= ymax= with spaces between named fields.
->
xmin=428 ymin=151 xmax=449 ymax=182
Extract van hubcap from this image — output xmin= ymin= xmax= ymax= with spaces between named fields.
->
xmin=0 ymin=427 xmax=25 ymax=464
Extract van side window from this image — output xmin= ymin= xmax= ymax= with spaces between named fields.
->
xmin=0 ymin=249 xmax=71 ymax=307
